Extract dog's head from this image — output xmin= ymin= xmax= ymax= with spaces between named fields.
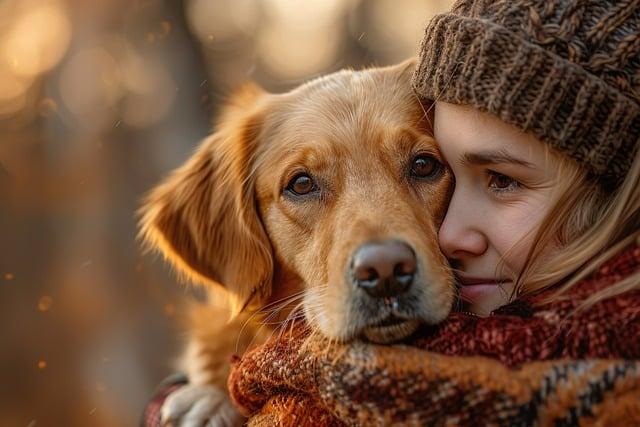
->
xmin=139 ymin=60 xmax=455 ymax=343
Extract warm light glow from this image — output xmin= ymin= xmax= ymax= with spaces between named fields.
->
xmin=258 ymin=26 xmax=342 ymax=78
xmin=255 ymin=0 xmax=357 ymax=78
xmin=58 ymin=48 xmax=122 ymax=126
xmin=0 ymin=64 xmax=31 ymax=101
xmin=0 ymin=56 xmax=33 ymax=117
xmin=160 ymin=21 xmax=172 ymax=36
xmin=0 ymin=90 xmax=28 ymax=117
xmin=119 ymin=54 xmax=176 ymax=128
xmin=363 ymin=0 xmax=451 ymax=61
xmin=38 ymin=296 xmax=54 ymax=312
xmin=3 ymin=2 xmax=72 ymax=77
xmin=163 ymin=303 xmax=175 ymax=317
xmin=186 ymin=0 xmax=259 ymax=43
xmin=58 ymin=42 xmax=177 ymax=129
xmin=263 ymin=0 xmax=352 ymax=29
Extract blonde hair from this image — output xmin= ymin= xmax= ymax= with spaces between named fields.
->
xmin=512 ymin=145 xmax=640 ymax=308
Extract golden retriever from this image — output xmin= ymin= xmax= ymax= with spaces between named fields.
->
xmin=139 ymin=59 xmax=455 ymax=426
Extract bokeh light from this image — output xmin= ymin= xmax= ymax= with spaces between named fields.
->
xmin=0 ymin=0 xmax=71 ymax=121
xmin=186 ymin=0 xmax=259 ymax=42
xmin=119 ymin=53 xmax=176 ymax=128
xmin=0 ymin=1 xmax=455 ymax=426
xmin=258 ymin=25 xmax=343 ymax=79
xmin=2 ymin=1 xmax=72 ymax=77
xmin=263 ymin=0 xmax=352 ymax=29
xmin=362 ymin=0 xmax=452 ymax=61
xmin=58 ymin=48 xmax=121 ymax=128
xmin=257 ymin=0 xmax=354 ymax=78
xmin=0 ymin=64 xmax=31 ymax=105
xmin=38 ymin=296 xmax=54 ymax=312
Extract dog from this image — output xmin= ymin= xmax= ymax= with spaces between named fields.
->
xmin=139 ymin=59 xmax=455 ymax=426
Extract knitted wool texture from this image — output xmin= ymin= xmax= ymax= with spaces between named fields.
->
xmin=412 ymin=0 xmax=640 ymax=185
xmin=228 ymin=243 xmax=640 ymax=426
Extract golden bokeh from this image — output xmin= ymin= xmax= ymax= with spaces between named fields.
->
xmin=186 ymin=0 xmax=259 ymax=42
xmin=38 ymin=295 xmax=54 ymax=312
xmin=58 ymin=48 xmax=121 ymax=127
xmin=0 ymin=1 xmax=456 ymax=426
xmin=0 ymin=0 xmax=70 ymax=121
xmin=2 ymin=1 xmax=72 ymax=77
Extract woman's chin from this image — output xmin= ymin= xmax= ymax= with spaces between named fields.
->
xmin=460 ymin=283 xmax=512 ymax=316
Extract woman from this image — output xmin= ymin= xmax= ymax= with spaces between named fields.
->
xmin=228 ymin=1 xmax=640 ymax=425
xmin=415 ymin=0 xmax=640 ymax=320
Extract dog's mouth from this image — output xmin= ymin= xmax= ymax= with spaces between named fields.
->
xmin=361 ymin=315 xmax=421 ymax=344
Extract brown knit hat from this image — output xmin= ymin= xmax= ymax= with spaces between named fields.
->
xmin=412 ymin=0 xmax=640 ymax=186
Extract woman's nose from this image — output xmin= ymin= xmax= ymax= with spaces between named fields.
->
xmin=438 ymin=193 xmax=488 ymax=260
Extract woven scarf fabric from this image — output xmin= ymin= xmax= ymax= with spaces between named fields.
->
xmin=229 ymin=243 xmax=640 ymax=426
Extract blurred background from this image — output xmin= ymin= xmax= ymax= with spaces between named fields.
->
xmin=0 ymin=0 xmax=454 ymax=425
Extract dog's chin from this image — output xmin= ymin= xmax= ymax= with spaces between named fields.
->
xmin=361 ymin=317 xmax=421 ymax=344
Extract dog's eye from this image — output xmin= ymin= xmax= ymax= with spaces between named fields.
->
xmin=285 ymin=173 xmax=317 ymax=196
xmin=410 ymin=155 xmax=442 ymax=180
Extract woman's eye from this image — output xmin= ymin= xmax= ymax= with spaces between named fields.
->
xmin=410 ymin=155 xmax=442 ymax=179
xmin=285 ymin=173 xmax=317 ymax=196
xmin=487 ymin=171 xmax=520 ymax=192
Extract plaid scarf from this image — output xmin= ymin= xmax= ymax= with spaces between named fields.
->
xmin=228 ymin=243 xmax=640 ymax=426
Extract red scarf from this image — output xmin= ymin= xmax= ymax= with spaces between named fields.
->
xmin=229 ymin=243 xmax=640 ymax=425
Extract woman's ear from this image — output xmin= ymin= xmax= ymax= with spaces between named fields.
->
xmin=138 ymin=84 xmax=273 ymax=313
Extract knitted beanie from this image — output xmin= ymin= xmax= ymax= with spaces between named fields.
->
xmin=412 ymin=0 xmax=640 ymax=186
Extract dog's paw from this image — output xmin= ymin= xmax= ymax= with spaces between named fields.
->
xmin=160 ymin=384 xmax=243 ymax=427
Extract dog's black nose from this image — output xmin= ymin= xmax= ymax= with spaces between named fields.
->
xmin=352 ymin=240 xmax=416 ymax=298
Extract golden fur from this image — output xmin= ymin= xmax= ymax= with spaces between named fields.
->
xmin=138 ymin=59 xmax=455 ymax=424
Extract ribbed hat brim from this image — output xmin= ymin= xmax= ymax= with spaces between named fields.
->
xmin=412 ymin=13 xmax=640 ymax=185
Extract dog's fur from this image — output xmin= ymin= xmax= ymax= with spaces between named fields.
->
xmin=139 ymin=59 xmax=455 ymax=426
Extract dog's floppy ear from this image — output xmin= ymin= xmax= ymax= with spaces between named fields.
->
xmin=138 ymin=84 xmax=272 ymax=313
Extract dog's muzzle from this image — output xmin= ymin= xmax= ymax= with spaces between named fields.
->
xmin=350 ymin=240 xmax=421 ymax=343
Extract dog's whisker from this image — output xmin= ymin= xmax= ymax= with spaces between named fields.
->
xmin=234 ymin=294 xmax=304 ymax=354
xmin=261 ymin=299 xmax=309 ymax=347
xmin=257 ymin=295 xmax=306 ymax=323
xmin=256 ymin=292 xmax=306 ymax=319
xmin=235 ymin=310 xmax=265 ymax=354
xmin=257 ymin=290 xmax=307 ymax=312
xmin=261 ymin=311 xmax=306 ymax=327
xmin=250 ymin=304 xmax=302 ymax=346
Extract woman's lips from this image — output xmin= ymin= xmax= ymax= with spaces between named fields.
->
xmin=459 ymin=284 xmax=500 ymax=302
xmin=457 ymin=277 xmax=509 ymax=302
xmin=458 ymin=276 xmax=503 ymax=286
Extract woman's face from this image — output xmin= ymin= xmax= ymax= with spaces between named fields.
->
xmin=434 ymin=102 xmax=561 ymax=316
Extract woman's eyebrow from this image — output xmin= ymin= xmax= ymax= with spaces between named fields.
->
xmin=460 ymin=149 xmax=534 ymax=167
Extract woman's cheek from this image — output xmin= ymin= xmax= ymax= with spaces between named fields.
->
xmin=493 ymin=206 xmax=542 ymax=276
